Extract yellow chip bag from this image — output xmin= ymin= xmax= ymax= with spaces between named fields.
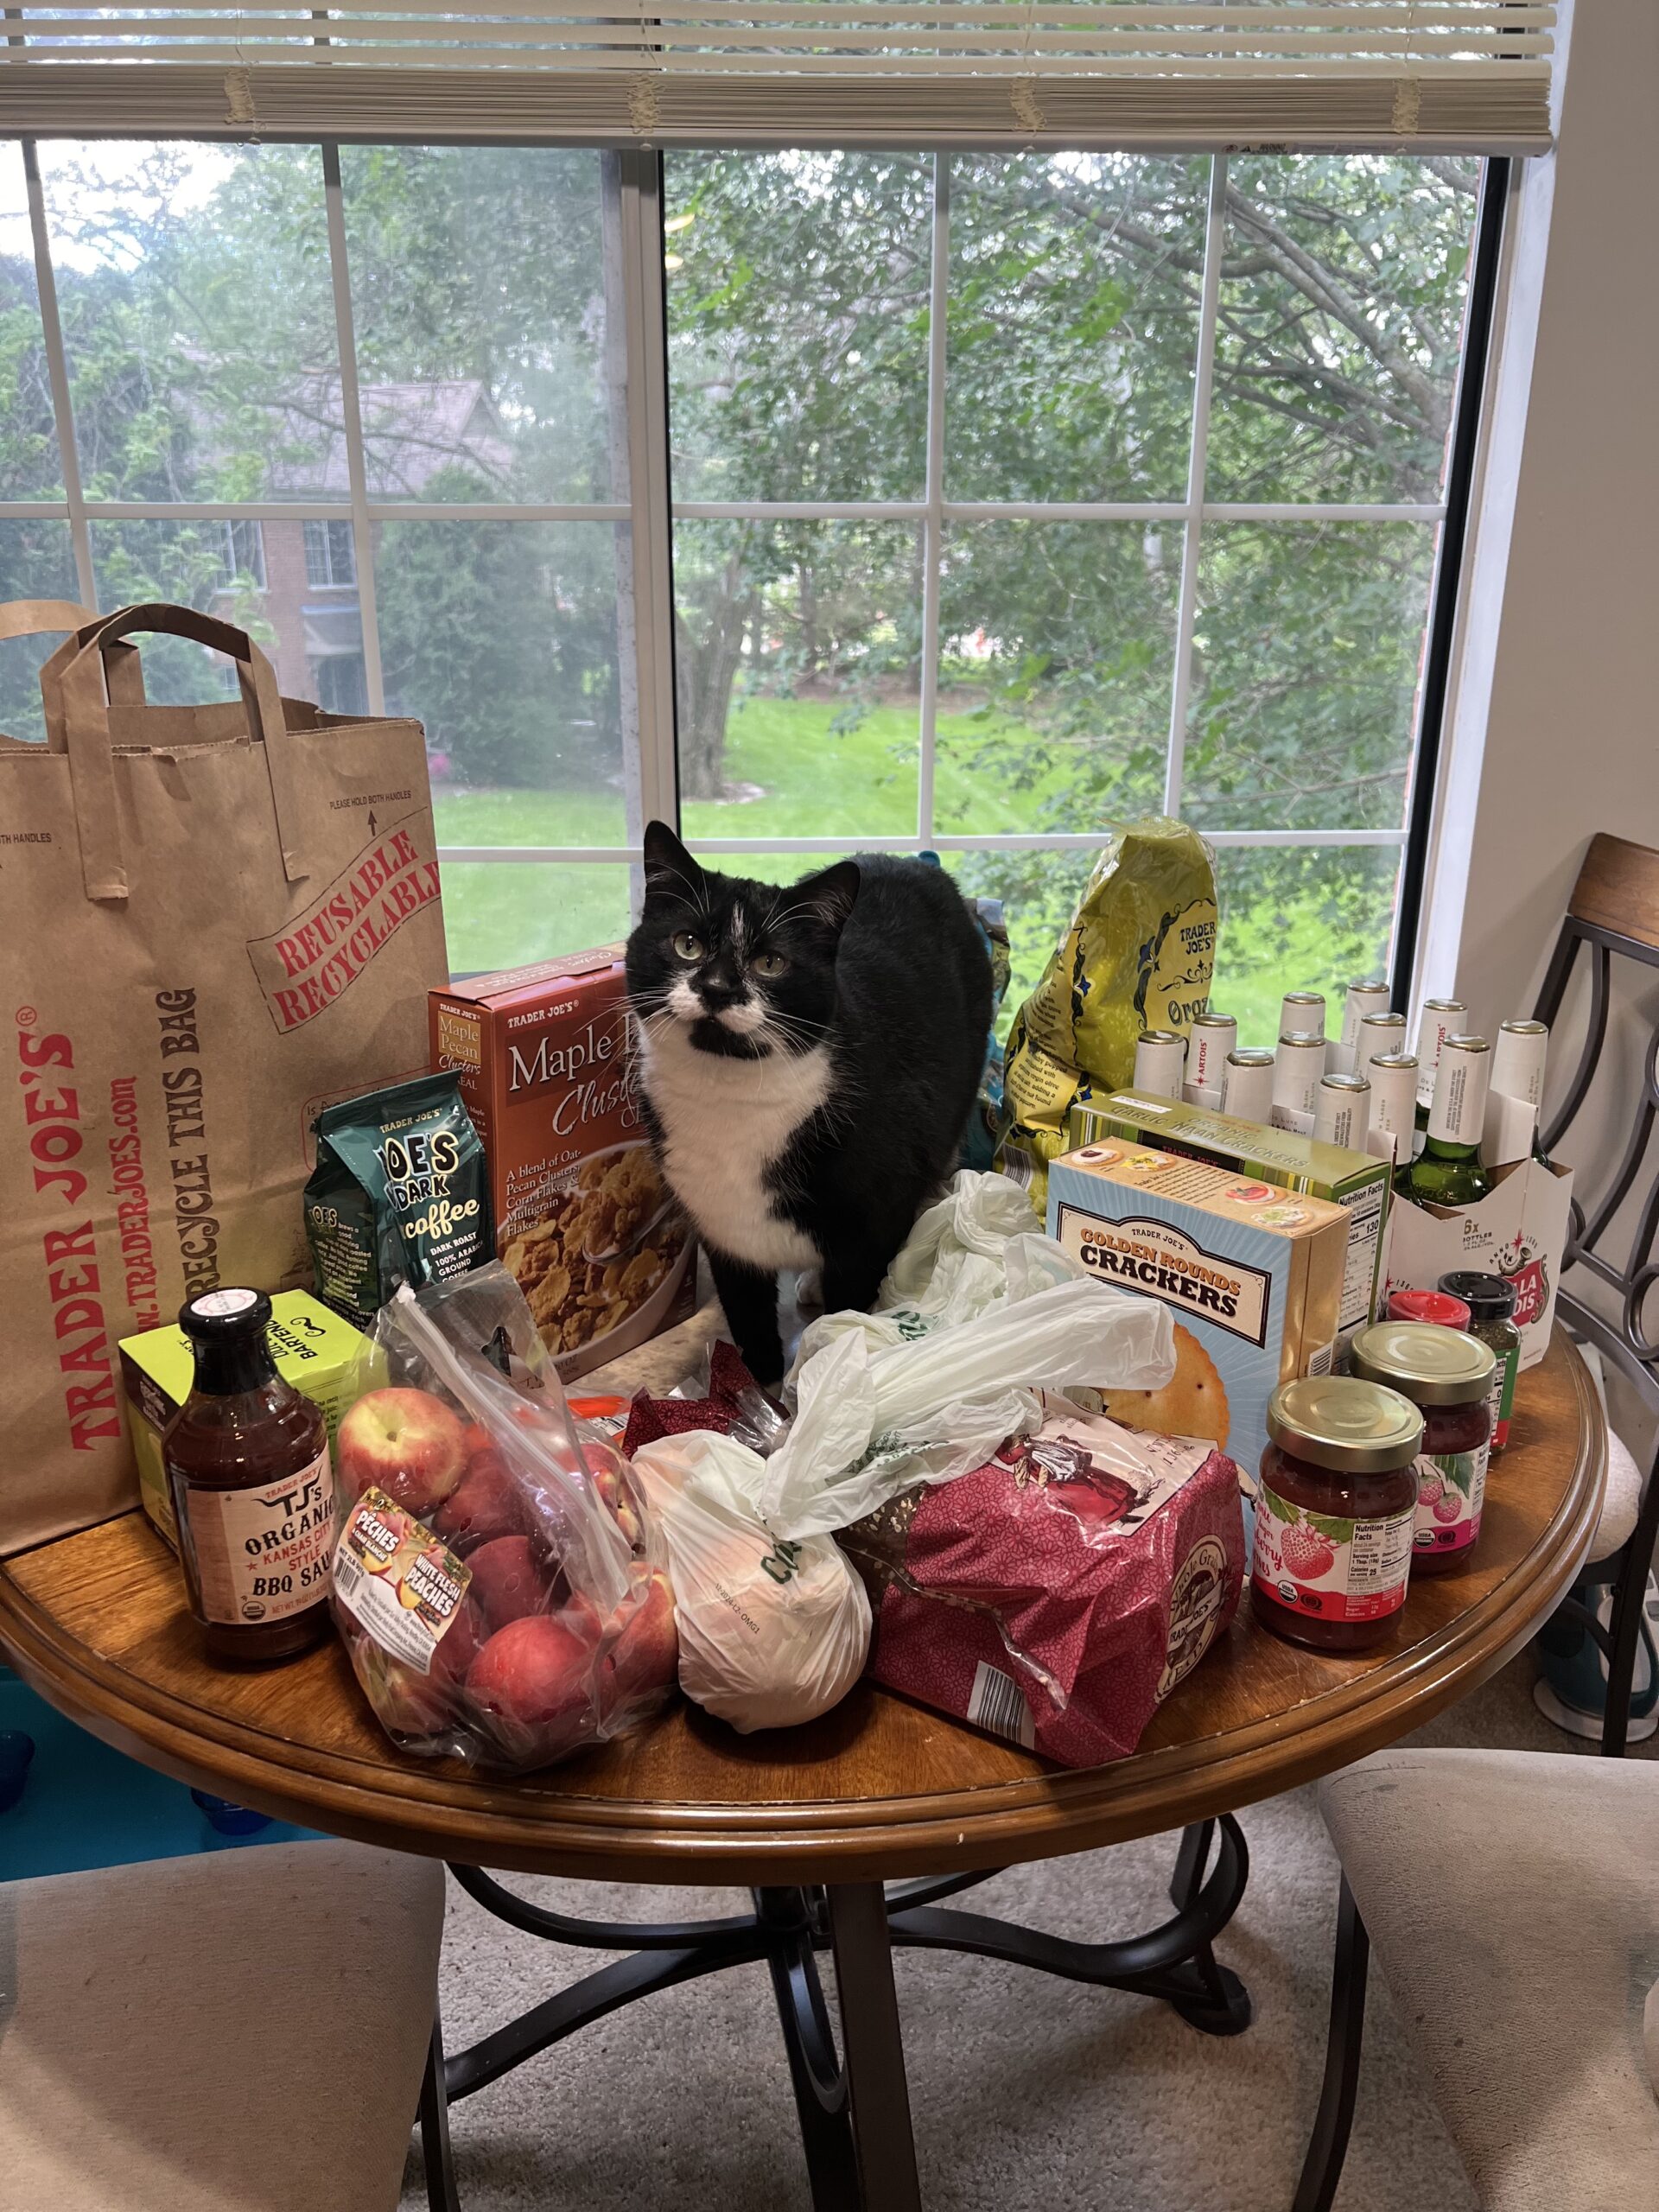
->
xmin=997 ymin=817 xmax=1218 ymax=1207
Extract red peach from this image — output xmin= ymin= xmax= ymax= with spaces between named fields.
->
xmin=590 ymin=1460 xmax=644 ymax=1549
xmin=346 ymin=1599 xmax=481 ymax=1738
xmin=605 ymin=1566 xmax=677 ymax=1702
xmin=467 ymin=1614 xmax=595 ymax=1738
xmin=432 ymin=1448 xmax=530 ymax=1554
xmin=337 ymin=1387 xmax=467 ymax=1515
xmin=467 ymin=1534 xmax=556 ymax=1630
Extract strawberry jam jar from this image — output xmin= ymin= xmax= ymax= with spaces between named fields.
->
xmin=1251 ymin=1375 xmax=1425 ymax=1652
xmin=1349 ymin=1320 xmax=1496 ymax=1577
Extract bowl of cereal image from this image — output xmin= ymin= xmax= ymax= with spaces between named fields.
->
xmin=501 ymin=1140 xmax=694 ymax=1372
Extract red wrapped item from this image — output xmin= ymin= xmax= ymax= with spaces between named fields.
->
xmin=841 ymin=1406 xmax=1244 ymax=1766
xmin=620 ymin=1340 xmax=786 ymax=1458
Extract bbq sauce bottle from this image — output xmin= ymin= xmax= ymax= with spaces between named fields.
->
xmin=164 ymin=1289 xmax=338 ymax=1665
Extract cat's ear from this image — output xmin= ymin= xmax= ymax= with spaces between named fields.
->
xmin=641 ymin=819 xmax=702 ymax=907
xmin=795 ymin=859 xmax=861 ymax=941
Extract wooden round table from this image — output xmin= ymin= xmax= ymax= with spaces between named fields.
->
xmin=0 ymin=1328 xmax=1604 ymax=2212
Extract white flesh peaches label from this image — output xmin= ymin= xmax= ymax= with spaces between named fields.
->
xmin=334 ymin=1485 xmax=473 ymax=1675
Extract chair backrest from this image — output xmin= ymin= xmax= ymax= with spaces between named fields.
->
xmin=1534 ymin=834 xmax=1659 ymax=1414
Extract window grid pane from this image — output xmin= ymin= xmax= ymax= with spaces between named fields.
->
xmin=6 ymin=131 xmax=1471 ymax=1017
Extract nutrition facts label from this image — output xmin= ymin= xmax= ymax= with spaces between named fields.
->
xmin=1337 ymin=1179 xmax=1386 ymax=1330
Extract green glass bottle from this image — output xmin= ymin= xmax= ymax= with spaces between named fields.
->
xmin=1397 ymin=1033 xmax=1492 ymax=1208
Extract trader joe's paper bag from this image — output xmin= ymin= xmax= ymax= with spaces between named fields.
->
xmin=0 ymin=601 xmax=446 ymax=1551
xmin=998 ymin=818 xmax=1217 ymax=1209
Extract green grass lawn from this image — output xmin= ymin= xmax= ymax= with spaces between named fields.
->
xmin=432 ymin=695 xmax=1398 ymax=1048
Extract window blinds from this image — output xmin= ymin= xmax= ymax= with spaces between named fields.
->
xmin=0 ymin=3 xmax=1556 ymax=149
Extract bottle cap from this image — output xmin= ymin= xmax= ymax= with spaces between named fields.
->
xmin=1388 ymin=1287 xmax=1471 ymax=1330
xmin=1349 ymin=1319 xmax=1496 ymax=1406
xmin=1267 ymin=1375 xmax=1424 ymax=1474
xmin=1437 ymin=1270 xmax=1517 ymax=1322
xmin=179 ymin=1287 xmax=270 ymax=1338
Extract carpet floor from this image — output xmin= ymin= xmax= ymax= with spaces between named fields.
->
xmin=401 ymin=1648 xmax=1653 ymax=2212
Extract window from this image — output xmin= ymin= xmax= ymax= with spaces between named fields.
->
xmin=0 ymin=139 xmax=1484 ymax=1034
xmin=219 ymin=520 xmax=266 ymax=591
xmin=303 ymin=520 xmax=355 ymax=591
xmin=664 ymin=153 xmax=1483 ymax=1039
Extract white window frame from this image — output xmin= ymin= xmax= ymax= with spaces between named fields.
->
xmin=6 ymin=140 xmax=1465 ymax=928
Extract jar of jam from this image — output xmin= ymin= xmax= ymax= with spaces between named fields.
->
xmin=1387 ymin=1287 xmax=1471 ymax=1330
xmin=164 ymin=1288 xmax=338 ymax=1664
xmin=1438 ymin=1270 xmax=1521 ymax=1452
xmin=1349 ymin=1320 xmax=1496 ymax=1576
xmin=1251 ymin=1376 xmax=1425 ymax=1652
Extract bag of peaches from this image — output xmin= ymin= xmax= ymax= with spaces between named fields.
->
xmin=330 ymin=1264 xmax=676 ymax=1770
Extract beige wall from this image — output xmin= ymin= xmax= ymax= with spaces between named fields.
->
xmin=1421 ymin=0 xmax=1659 ymax=1422
xmin=1425 ymin=0 xmax=1659 ymax=1033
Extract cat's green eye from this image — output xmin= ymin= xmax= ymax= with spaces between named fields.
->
xmin=671 ymin=931 xmax=705 ymax=963
xmin=752 ymin=951 xmax=789 ymax=978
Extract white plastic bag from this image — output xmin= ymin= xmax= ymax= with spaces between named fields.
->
xmin=789 ymin=1170 xmax=1108 ymax=1376
xmin=761 ymin=1275 xmax=1175 ymax=1540
xmin=631 ymin=1431 xmax=871 ymax=1732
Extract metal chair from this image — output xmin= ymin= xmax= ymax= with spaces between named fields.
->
xmin=1296 ymin=1751 xmax=1659 ymax=2212
xmin=1531 ymin=831 xmax=1659 ymax=1759
xmin=1290 ymin=832 xmax=1659 ymax=2212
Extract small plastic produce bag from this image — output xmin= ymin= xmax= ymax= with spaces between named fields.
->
xmin=330 ymin=1265 xmax=677 ymax=1771
xmin=998 ymin=818 xmax=1217 ymax=1208
xmin=761 ymin=1274 xmax=1175 ymax=1541
xmin=841 ymin=1404 xmax=1245 ymax=1766
xmin=630 ymin=1431 xmax=870 ymax=1733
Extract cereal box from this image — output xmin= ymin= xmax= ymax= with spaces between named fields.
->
xmin=1071 ymin=1089 xmax=1390 ymax=1340
xmin=429 ymin=950 xmax=696 ymax=1379
xmin=1046 ymin=1138 xmax=1349 ymax=1478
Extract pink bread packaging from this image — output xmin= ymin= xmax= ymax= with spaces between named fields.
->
xmin=839 ymin=1402 xmax=1244 ymax=1765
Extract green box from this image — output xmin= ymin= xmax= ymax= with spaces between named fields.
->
xmin=119 ymin=1290 xmax=367 ymax=1550
xmin=1069 ymin=1089 xmax=1390 ymax=1338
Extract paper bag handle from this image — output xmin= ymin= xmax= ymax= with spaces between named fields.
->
xmin=39 ymin=602 xmax=309 ymax=901
xmin=0 ymin=597 xmax=97 ymax=642
xmin=0 ymin=600 xmax=149 ymax=721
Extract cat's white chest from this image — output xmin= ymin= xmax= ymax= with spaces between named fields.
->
xmin=638 ymin=1023 xmax=829 ymax=1271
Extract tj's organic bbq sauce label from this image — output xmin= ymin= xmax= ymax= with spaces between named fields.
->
xmin=1251 ymin=1479 xmax=1415 ymax=1625
xmin=173 ymin=1446 xmax=336 ymax=1626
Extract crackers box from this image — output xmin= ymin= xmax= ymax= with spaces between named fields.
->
xmin=1046 ymin=1138 xmax=1349 ymax=1478
xmin=119 ymin=1290 xmax=365 ymax=1550
xmin=1383 ymin=1156 xmax=1572 ymax=1372
xmin=429 ymin=950 xmax=696 ymax=1380
xmin=1072 ymin=1090 xmax=1389 ymax=1338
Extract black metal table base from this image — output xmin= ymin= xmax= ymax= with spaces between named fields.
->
xmin=421 ymin=1815 xmax=1250 ymax=2212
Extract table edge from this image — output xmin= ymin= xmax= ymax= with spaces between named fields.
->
xmin=0 ymin=1338 xmax=1605 ymax=1884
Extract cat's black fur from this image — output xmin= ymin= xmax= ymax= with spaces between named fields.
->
xmin=625 ymin=821 xmax=994 ymax=1383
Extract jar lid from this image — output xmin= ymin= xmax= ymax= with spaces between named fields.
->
xmin=1349 ymin=1319 xmax=1496 ymax=1405
xmin=1388 ymin=1287 xmax=1471 ymax=1330
xmin=1437 ymin=1269 xmax=1517 ymax=1322
xmin=1267 ymin=1376 xmax=1424 ymax=1472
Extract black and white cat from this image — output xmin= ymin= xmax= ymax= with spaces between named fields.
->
xmin=625 ymin=821 xmax=994 ymax=1384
